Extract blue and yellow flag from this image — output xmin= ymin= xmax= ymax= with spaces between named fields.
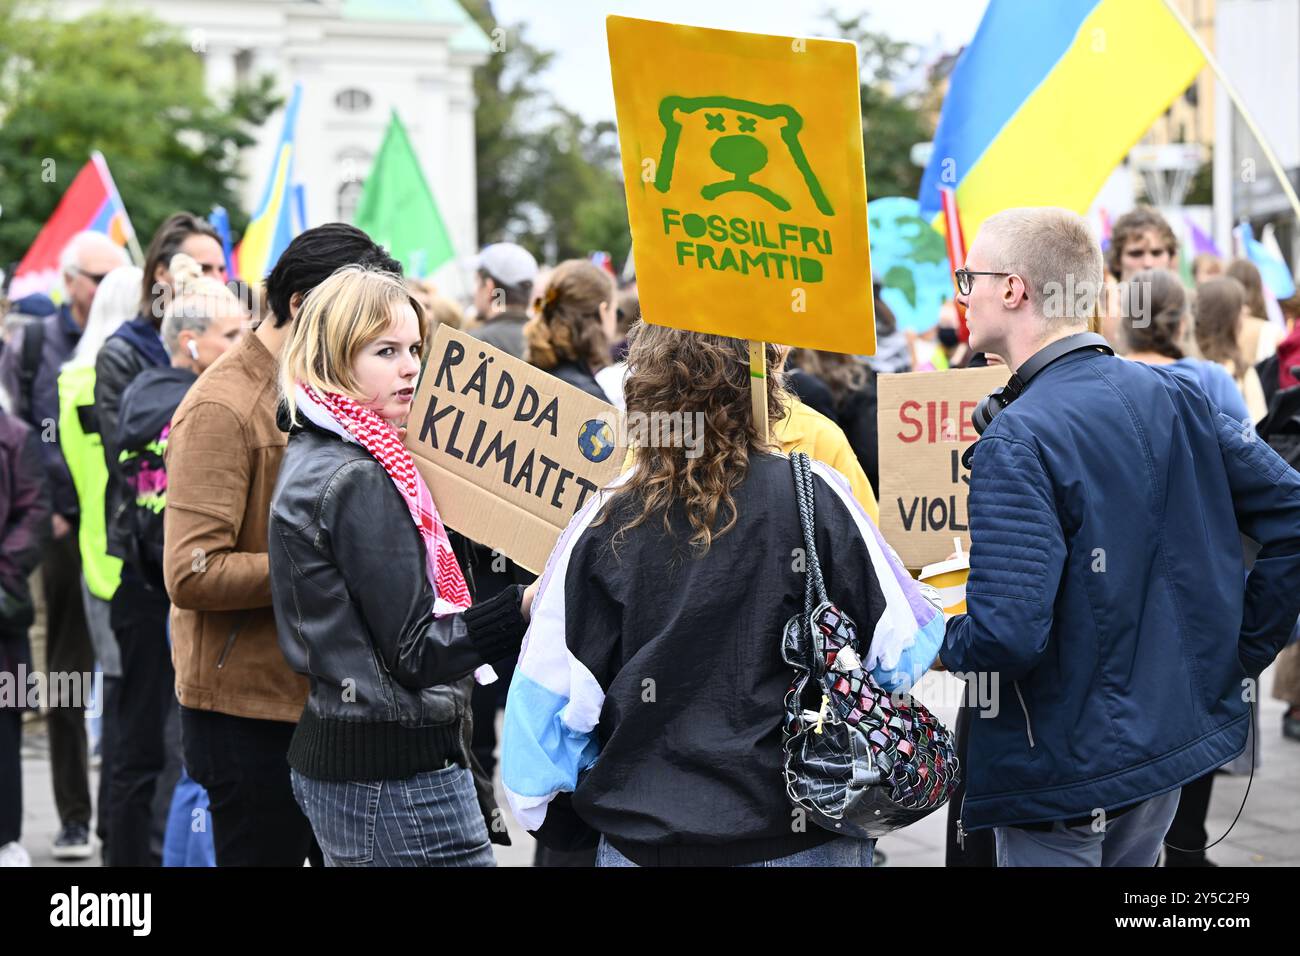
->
xmin=238 ymin=83 xmax=303 ymax=286
xmin=919 ymin=0 xmax=1203 ymax=239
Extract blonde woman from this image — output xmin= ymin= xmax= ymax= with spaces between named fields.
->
xmin=269 ymin=266 xmax=535 ymax=867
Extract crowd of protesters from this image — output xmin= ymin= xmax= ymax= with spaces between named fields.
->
xmin=0 ymin=199 xmax=1298 ymax=868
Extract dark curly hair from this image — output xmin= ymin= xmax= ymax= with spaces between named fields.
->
xmin=600 ymin=322 xmax=788 ymax=556
xmin=265 ymin=223 xmax=402 ymax=328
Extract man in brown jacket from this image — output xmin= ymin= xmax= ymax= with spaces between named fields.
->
xmin=163 ymin=225 xmax=402 ymax=865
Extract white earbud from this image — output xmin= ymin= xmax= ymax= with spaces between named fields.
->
xmin=187 ymin=341 xmax=200 ymax=361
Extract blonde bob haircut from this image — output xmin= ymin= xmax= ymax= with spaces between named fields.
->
xmin=279 ymin=265 xmax=426 ymax=423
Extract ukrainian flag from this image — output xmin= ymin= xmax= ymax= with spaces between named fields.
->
xmin=238 ymin=83 xmax=303 ymax=286
xmin=919 ymin=0 xmax=1203 ymax=238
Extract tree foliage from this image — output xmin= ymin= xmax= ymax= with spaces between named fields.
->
xmin=825 ymin=12 xmax=935 ymax=201
xmin=0 ymin=0 xmax=279 ymax=270
xmin=462 ymin=0 xmax=630 ymax=267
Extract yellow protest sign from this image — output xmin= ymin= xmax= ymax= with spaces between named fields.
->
xmin=607 ymin=16 xmax=875 ymax=355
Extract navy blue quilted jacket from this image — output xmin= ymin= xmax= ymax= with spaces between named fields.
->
xmin=943 ymin=350 xmax=1300 ymax=830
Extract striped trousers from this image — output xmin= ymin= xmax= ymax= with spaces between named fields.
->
xmin=291 ymin=765 xmax=495 ymax=867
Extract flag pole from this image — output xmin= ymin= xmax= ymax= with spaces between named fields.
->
xmin=1160 ymin=0 xmax=1300 ymax=224
xmin=91 ymin=151 xmax=145 ymax=266
xmin=292 ymin=183 xmax=308 ymax=236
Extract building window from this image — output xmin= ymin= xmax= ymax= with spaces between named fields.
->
xmin=234 ymin=49 xmax=253 ymax=86
xmin=337 ymin=148 xmax=372 ymax=188
xmin=338 ymin=180 xmax=364 ymax=222
xmin=335 ymin=88 xmax=372 ymax=113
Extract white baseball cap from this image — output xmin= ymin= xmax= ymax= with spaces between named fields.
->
xmin=475 ymin=242 xmax=539 ymax=287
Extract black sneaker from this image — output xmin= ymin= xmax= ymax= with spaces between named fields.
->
xmin=1284 ymin=707 xmax=1300 ymax=742
xmin=52 ymin=823 xmax=93 ymax=861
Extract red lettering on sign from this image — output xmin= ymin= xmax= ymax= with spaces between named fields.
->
xmin=898 ymin=400 xmax=923 ymax=443
xmin=900 ymin=400 xmax=979 ymax=444
xmin=960 ymin=401 xmax=977 ymax=442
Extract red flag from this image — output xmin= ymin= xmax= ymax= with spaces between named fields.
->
xmin=939 ymin=186 xmax=968 ymax=343
xmin=8 ymin=153 xmax=138 ymax=299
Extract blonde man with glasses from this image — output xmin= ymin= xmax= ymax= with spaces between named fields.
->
xmin=941 ymin=207 xmax=1300 ymax=867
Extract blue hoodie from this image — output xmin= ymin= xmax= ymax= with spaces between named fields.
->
xmin=943 ymin=349 xmax=1300 ymax=831
xmin=110 ymin=316 xmax=170 ymax=369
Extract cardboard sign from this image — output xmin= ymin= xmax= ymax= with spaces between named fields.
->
xmin=877 ymin=367 xmax=1011 ymax=570
xmin=607 ymin=16 xmax=875 ymax=354
xmin=405 ymin=326 xmax=626 ymax=574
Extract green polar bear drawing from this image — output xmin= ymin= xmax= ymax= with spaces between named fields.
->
xmin=653 ymin=95 xmax=835 ymax=216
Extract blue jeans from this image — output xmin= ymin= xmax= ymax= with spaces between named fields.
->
xmin=291 ymin=766 xmax=495 ymax=867
xmin=162 ymin=767 xmax=215 ymax=867
xmin=596 ymin=835 xmax=874 ymax=867
xmin=994 ymin=790 xmax=1181 ymax=867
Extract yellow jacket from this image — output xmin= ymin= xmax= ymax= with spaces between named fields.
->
xmin=619 ymin=399 xmax=880 ymax=524
xmin=772 ymin=400 xmax=879 ymax=523
xmin=57 ymin=365 xmax=122 ymax=600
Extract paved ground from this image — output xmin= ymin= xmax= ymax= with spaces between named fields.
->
xmin=16 ymin=664 xmax=1299 ymax=867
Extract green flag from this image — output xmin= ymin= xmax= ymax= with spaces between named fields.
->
xmin=353 ymin=111 xmax=454 ymax=277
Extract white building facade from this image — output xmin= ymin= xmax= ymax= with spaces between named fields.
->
xmin=1213 ymin=0 xmax=1300 ymax=263
xmin=61 ymin=0 xmax=490 ymax=292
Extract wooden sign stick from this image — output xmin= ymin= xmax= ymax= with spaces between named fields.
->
xmin=749 ymin=340 xmax=768 ymax=443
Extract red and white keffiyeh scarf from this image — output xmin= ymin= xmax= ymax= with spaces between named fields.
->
xmin=295 ymin=383 xmax=471 ymax=616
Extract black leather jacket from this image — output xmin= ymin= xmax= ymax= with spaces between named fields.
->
xmin=549 ymin=360 xmax=608 ymax=402
xmin=95 ymin=333 xmax=154 ymax=562
xmin=268 ymin=411 xmax=526 ymax=782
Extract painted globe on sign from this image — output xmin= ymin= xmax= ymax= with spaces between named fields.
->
xmin=867 ymin=196 xmax=954 ymax=333
xmin=577 ymin=419 xmax=615 ymax=463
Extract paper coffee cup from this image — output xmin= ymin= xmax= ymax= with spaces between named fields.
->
xmin=920 ymin=554 xmax=970 ymax=618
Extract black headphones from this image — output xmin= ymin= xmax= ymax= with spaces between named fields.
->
xmin=962 ymin=332 xmax=1114 ymax=469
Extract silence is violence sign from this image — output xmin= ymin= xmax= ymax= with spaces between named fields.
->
xmin=877 ymin=366 xmax=1010 ymax=570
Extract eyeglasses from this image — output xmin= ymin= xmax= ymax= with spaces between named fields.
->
xmin=954 ymin=268 xmax=1012 ymax=296
xmin=73 ymin=267 xmax=110 ymax=285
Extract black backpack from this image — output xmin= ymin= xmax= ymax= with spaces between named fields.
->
xmin=113 ymin=370 xmax=194 ymax=591
xmin=17 ymin=318 xmax=45 ymax=425
xmin=1255 ymin=353 xmax=1300 ymax=473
